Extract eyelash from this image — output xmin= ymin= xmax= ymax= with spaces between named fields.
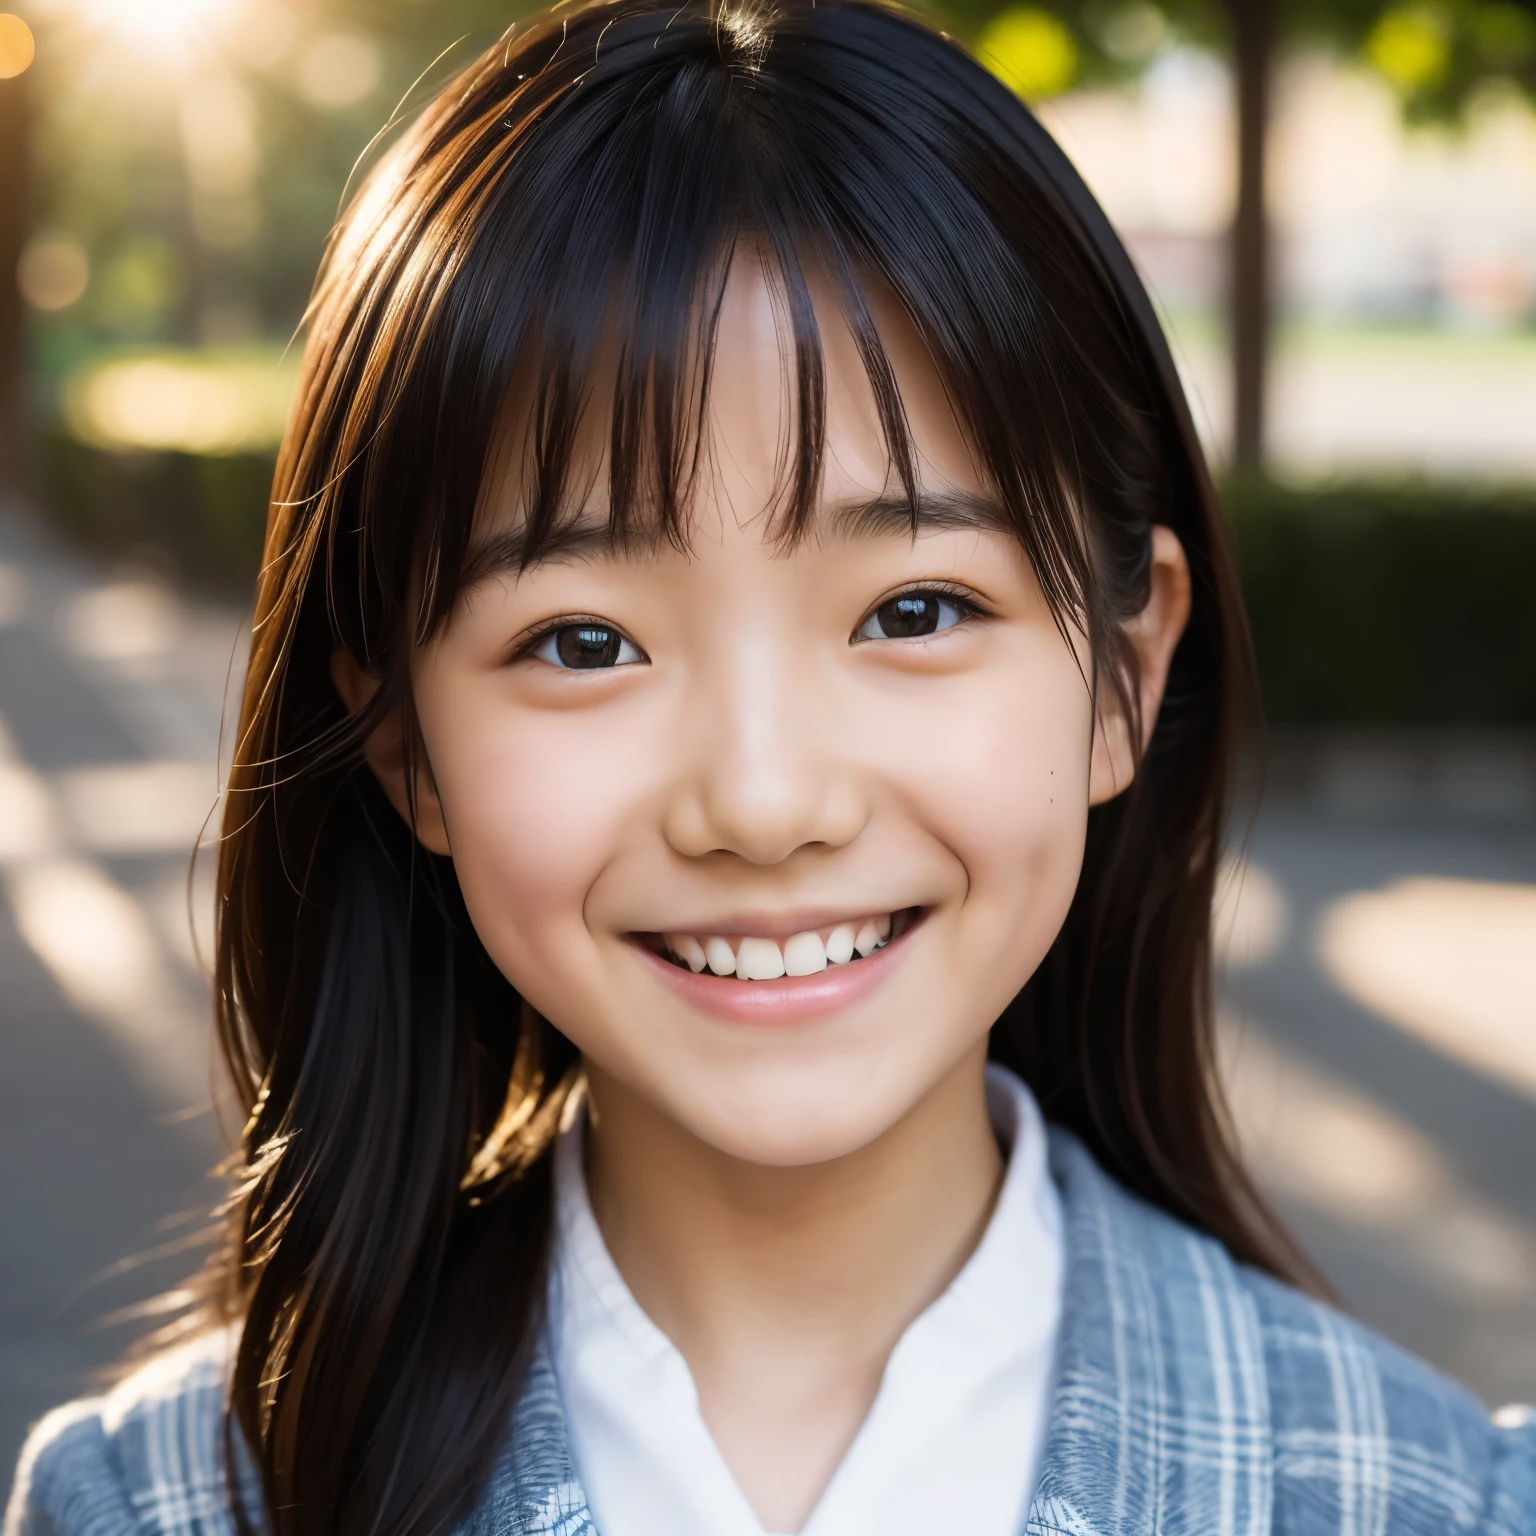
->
xmin=852 ymin=582 xmax=989 ymax=643
xmin=511 ymin=616 xmax=646 ymax=668
xmin=512 ymin=582 xmax=989 ymax=668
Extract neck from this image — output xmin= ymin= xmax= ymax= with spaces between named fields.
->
xmin=582 ymin=1045 xmax=1004 ymax=1532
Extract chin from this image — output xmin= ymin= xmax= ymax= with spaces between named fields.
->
xmin=669 ymin=1064 xmax=932 ymax=1169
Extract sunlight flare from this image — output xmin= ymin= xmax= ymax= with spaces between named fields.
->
xmin=58 ymin=0 xmax=245 ymax=66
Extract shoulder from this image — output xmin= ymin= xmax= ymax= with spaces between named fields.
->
xmin=4 ymin=1330 xmax=254 ymax=1536
xmin=1045 ymin=1128 xmax=1536 ymax=1536
xmin=1240 ymin=1262 xmax=1536 ymax=1536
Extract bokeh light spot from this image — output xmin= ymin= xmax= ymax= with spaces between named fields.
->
xmin=233 ymin=6 xmax=296 ymax=71
xmin=63 ymin=0 xmax=244 ymax=67
xmin=298 ymin=31 xmax=383 ymax=110
xmin=980 ymin=7 xmax=1079 ymax=102
xmin=17 ymin=236 xmax=90 ymax=312
xmin=63 ymin=349 xmax=297 ymax=455
xmin=1099 ymin=3 xmax=1168 ymax=65
xmin=0 ymin=12 xmax=34 ymax=78
xmin=1366 ymin=6 xmax=1451 ymax=92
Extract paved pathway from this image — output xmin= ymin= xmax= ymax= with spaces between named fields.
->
xmin=0 ymin=503 xmax=1532 ymax=1480
xmin=0 ymin=504 xmax=235 ymax=1471
xmin=1222 ymin=802 xmax=1536 ymax=1408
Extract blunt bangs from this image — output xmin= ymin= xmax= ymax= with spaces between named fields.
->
xmin=298 ymin=0 xmax=1181 ymax=671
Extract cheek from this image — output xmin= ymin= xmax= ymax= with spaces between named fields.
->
xmin=414 ymin=671 xmax=647 ymax=975
xmin=895 ymin=640 xmax=1093 ymax=964
xmin=949 ymin=686 xmax=1088 ymax=870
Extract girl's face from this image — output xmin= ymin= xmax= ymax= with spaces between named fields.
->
xmin=352 ymin=260 xmax=1188 ymax=1168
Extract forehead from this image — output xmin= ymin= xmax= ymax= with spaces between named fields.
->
xmin=467 ymin=256 xmax=992 ymax=580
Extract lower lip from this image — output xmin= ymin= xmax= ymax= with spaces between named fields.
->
xmin=633 ymin=917 xmax=921 ymax=1025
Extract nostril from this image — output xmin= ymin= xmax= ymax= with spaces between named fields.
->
xmin=661 ymin=765 xmax=870 ymax=866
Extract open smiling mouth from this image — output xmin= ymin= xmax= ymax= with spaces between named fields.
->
xmin=639 ymin=908 xmax=924 ymax=981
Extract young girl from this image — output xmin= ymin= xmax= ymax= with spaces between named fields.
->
xmin=10 ymin=1 xmax=1534 ymax=1532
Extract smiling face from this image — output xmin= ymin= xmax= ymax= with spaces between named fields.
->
xmin=349 ymin=256 xmax=1186 ymax=1169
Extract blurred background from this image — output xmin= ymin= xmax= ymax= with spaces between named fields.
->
xmin=1 ymin=0 xmax=1534 ymax=1477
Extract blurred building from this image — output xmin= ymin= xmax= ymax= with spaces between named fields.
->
xmin=1041 ymin=51 xmax=1536 ymax=477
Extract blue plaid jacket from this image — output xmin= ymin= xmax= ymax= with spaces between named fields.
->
xmin=9 ymin=1130 xmax=1536 ymax=1535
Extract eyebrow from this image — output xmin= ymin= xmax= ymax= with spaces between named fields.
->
xmin=461 ymin=490 xmax=1015 ymax=586
xmin=461 ymin=516 xmax=640 ymax=588
xmin=820 ymin=490 xmax=1015 ymax=543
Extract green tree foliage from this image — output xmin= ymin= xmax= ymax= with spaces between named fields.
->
xmin=953 ymin=0 xmax=1536 ymax=468
xmin=18 ymin=0 xmax=1536 ymax=373
xmin=21 ymin=0 xmax=538 ymax=359
xmin=954 ymin=0 xmax=1536 ymax=116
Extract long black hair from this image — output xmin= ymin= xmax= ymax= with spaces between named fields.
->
xmin=209 ymin=3 xmax=1308 ymax=1531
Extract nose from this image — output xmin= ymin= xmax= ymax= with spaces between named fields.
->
xmin=662 ymin=639 xmax=869 ymax=866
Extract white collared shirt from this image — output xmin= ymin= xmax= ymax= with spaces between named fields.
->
xmin=545 ymin=1064 xmax=1064 ymax=1536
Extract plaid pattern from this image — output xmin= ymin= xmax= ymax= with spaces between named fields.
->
xmin=9 ymin=1129 xmax=1535 ymax=1535
xmin=1028 ymin=1135 xmax=1536 ymax=1536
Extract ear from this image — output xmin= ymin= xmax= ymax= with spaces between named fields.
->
xmin=1087 ymin=525 xmax=1192 ymax=807
xmin=330 ymin=649 xmax=453 ymax=856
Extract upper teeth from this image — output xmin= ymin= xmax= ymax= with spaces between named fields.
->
xmin=664 ymin=915 xmax=894 ymax=980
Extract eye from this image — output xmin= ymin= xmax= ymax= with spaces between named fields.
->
xmin=855 ymin=589 xmax=975 ymax=643
xmin=529 ymin=622 xmax=645 ymax=670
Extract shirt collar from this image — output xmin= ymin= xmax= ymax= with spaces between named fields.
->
xmin=474 ymin=1117 xmax=1278 ymax=1536
xmin=548 ymin=1064 xmax=1062 ymax=1380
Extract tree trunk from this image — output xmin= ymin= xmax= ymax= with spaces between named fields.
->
xmin=1228 ymin=0 xmax=1273 ymax=473
xmin=0 ymin=66 xmax=28 ymax=495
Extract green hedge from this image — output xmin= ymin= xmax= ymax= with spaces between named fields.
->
xmin=32 ymin=433 xmax=1536 ymax=724
xmin=37 ymin=431 xmax=273 ymax=597
xmin=1225 ymin=476 xmax=1536 ymax=726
